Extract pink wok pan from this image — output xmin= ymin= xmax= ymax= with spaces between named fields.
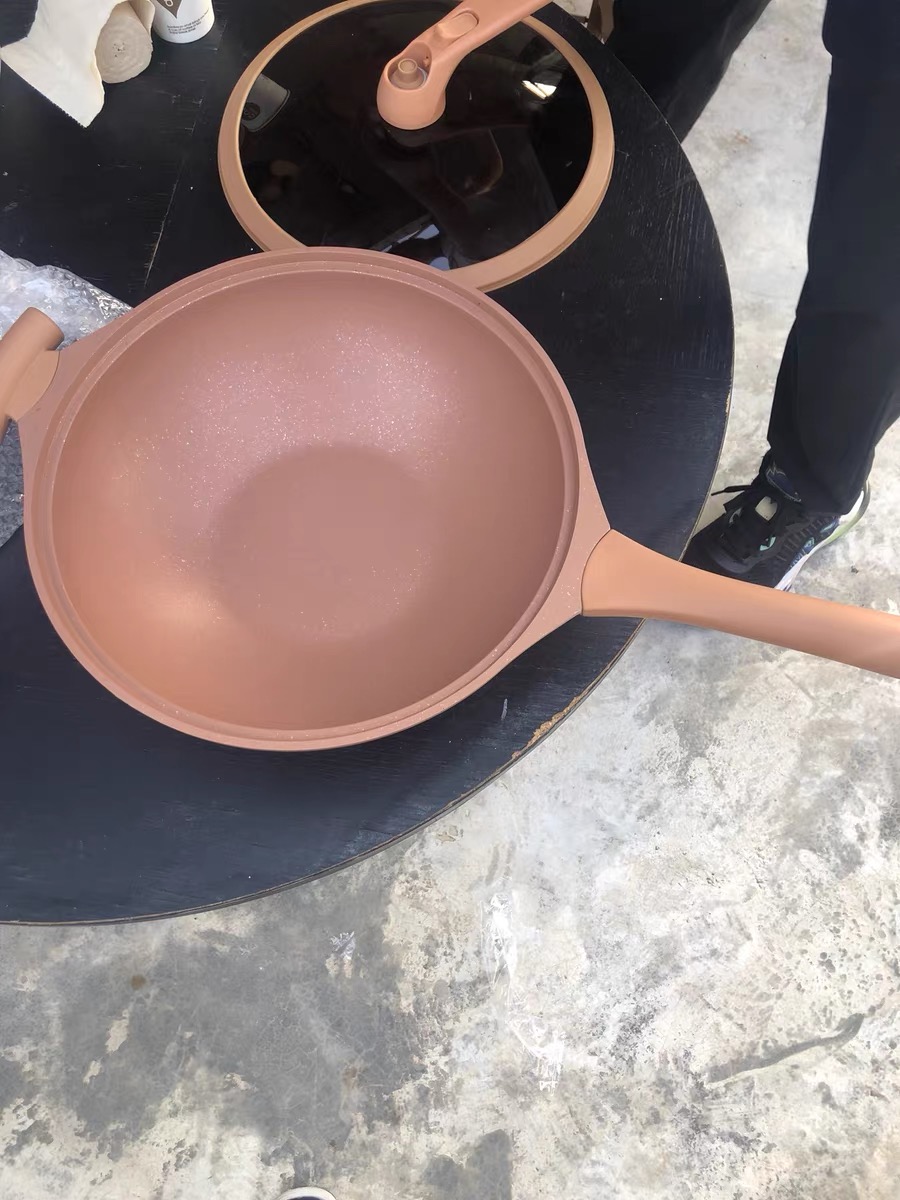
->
xmin=1 ymin=249 xmax=897 ymax=750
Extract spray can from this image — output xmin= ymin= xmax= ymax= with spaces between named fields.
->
xmin=150 ymin=0 xmax=215 ymax=44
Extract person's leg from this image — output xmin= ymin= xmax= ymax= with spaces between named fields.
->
xmin=606 ymin=0 xmax=772 ymax=140
xmin=767 ymin=0 xmax=900 ymax=515
xmin=685 ymin=0 xmax=900 ymax=588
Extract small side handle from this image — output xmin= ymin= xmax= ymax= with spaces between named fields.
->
xmin=0 ymin=308 xmax=64 ymax=443
xmin=582 ymin=530 xmax=900 ymax=678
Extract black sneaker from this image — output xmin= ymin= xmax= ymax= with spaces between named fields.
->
xmin=684 ymin=455 xmax=869 ymax=590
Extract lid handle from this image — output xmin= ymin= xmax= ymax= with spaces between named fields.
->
xmin=376 ymin=0 xmax=545 ymax=129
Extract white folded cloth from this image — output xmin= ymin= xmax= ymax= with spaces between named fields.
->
xmin=0 ymin=0 xmax=154 ymax=126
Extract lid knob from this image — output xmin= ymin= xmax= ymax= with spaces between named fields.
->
xmin=377 ymin=0 xmax=546 ymax=130
xmin=390 ymin=57 xmax=426 ymax=89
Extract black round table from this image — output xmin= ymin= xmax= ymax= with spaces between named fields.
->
xmin=0 ymin=0 xmax=732 ymax=924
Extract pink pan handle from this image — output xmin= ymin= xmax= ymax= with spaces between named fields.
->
xmin=377 ymin=0 xmax=545 ymax=129
xmin=0 ymin=308 xmax=63 ymax=443
xmin=582 ymin=530 xmax=900 ymax=677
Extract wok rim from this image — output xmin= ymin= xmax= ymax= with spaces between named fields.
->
xmin=23 ymin=250 xmax=601 ymax=749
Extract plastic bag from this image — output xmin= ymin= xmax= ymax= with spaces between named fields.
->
xmin=0 ymin=249 xmax=129 ymax=546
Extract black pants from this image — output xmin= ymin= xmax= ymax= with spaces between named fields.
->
xmin=609 ymin=0 xmax=900 ymax=513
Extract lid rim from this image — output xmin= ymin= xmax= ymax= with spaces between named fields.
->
xmin=217 ymin=0 xmax=615 ymax=292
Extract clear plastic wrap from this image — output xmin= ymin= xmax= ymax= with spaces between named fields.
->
xmin=0 ymin=250 xmax=129 ymax=546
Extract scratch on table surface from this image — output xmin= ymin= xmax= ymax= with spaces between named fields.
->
xmin=141 ymin=26 xmax=226 ymax=289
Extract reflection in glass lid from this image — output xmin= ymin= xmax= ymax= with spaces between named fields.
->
xmin=233 ymin=2 xmax=599 ymax=275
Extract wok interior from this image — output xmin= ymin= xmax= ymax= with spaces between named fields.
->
xmin=50 ymin=269 xmax=571 ymax=734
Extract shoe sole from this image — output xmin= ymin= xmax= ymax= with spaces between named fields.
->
xmin=777 ymin=483 xmax=871 ymax=592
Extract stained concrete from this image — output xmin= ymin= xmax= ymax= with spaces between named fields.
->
xmin=3 ymin=1 xmax=900 ymax=1197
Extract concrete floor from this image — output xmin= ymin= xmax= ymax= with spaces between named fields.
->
xmin=4 ymin=1 xmax=900 ymax=1196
